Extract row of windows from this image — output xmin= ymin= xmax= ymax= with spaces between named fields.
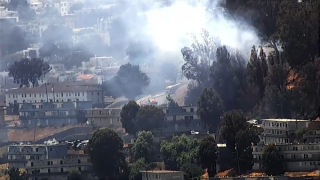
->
xmin=9 ymin=92 xmax=87 ymax=98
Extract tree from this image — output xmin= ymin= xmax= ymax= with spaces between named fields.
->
xmin=275 ymin=1 xmax=318 ymax=68
xmin=262 ymin=144 xmax=284 ymax=176
xmin=220 ymin=110 xmax=258 ymax=174
xmin=8 ymin=167 xmax=25 ymax=180
xmin=181 ymin=30 xmax=217 ymax=85
xmin=198 ymin=135 xmax=217 ymax=178
xmin=132 ymin=131 xmax=154 ymax=163
xmin=120 ymin=101 xmax=140 ymax=135
xmin=114 ymin=63 xmax=150 ymax=99
xmin=8 ymin=58 xmax=51 ymax=87
xmin=166 ymin=94 xmax=179 ymax=107
xmin=67 ymin=170 xmax=82 ymax=180
xmin=197 ymin=88 xmax=224 ymax=131
xmin=210 ymin=46 xmax=247 ymax=112
xmin=129 ymin=158 xmax=149 ymax=180
xmin=246 ymin=46 xmax=268 ymax=100
xmin=160 ymin=134 xmax=201 ymax=177
xmin=135 ymin=105 xmax=165 ymax=132
xmin=87 ymin=128 xmax=128 ymax=180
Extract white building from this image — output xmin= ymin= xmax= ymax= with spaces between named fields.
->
xmin=5 ymin=82 xmax=103 ymax=107
xmin=261 ymin=119 xmax=310 ymax=144
xmin=253 ymin=143 xmax=320 ymax=172
xmin=60 ymin=1 xmax=72 ymax=16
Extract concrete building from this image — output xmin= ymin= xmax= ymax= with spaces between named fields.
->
xmin=252 ymin=143 xmax=320 ymax=172
xmin=304 ymin=120 xmax=320 ymax=143
xmin=161 ymin=105 xmax=205 ymax=134
xmin=85 ymin=108 xmax=122 ymax=128
xmin=141 ymin=170 xmax=184 ymax=180
xmin=5 ymin=82 xmax=103 ymax=107
xmin=261 ymin=119 xmax=310 ymax=144
xmin=5 ymin=142 xmax=92 ymax=180
xmin=19 ymin=101 xmax=92 ymax=127
xmin=49 ymin=63 xmax=65 ymax=74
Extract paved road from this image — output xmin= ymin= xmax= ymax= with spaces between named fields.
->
xmin=106 ymin=91 xmax=168 ymax=108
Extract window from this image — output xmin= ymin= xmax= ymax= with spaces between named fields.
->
xmin=29 ymin=94 xmax=31 ymax=97
xmin=190 ymin=108 xmax=194 ymax=112
xmin=35 ymin=148 xmax=38 ymax=152
xmin=78 ymin=167 xmax=82 ymax=171
xmin=31 ymin=162 xmax=34 ymax=166
xmin=39 ymin=105 xmax=43 ymax=109
xmin=32 ymin=105 xmax=36 ymax=109
xmin=60 ymin=160 xmax=63 ymax=164
xmin=61 ymin=93 xmax=63 ymax=97
xmin=60 ymin=168 xmax=63 ymax=172
xmin=78 ymin=159 xmax=81 ymax=164
xmin=48 ymin=169 xmax=50 ymax=173
xmin=47 ymin=161 xmax=50 ymax=165
xmin=50 ymin=148 xmax=52 ymax=151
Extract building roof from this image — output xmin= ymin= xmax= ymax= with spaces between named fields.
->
xmin=7 ymin=82 xmax=102 ymax=94
xmin=261 ymin=119 xmax=309 ymax=122
xmin=77 ymin=74 xmax=95 ymax=80
xmin=140 ymin=170 xmax=183 ymax=173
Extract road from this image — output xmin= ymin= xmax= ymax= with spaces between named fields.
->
xmin=106 ymin=92 xmax=168 ymax=108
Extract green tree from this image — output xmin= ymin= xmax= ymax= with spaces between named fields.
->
xmin=181 ymin=30 xmax=216 ymax=85
xmin=220 ymin=110 xmax=258 ymax=174
xmin=129 ymin=158 xmax=149 ymax=180
xmin=8 ymin=167 xmax=25 ymax=180
xmin=135 ymin=105 xmax=165 ymax=132
xmin=67 ymin=170 xmax=82 ymax=180
xmin=275 ymin=1 xmax=318 ymax=68
xmin=87 ymin=128 xmax=128 ymax=180
xmin=262 ymin=144 xmax=284 ymax=176
xmin=246 ymin=46 xmax=268 ymax=100
xmin=210 ymin=46 xmax=247 ymax=112
xmin=120 ymin=101 xmax=140 ymax=135
xmin=8 ymin=58 xmax=51 ymax=87
xmin=166 ymin=94 xmax=179 ymax=107
xmin=114 ymin=63 xmax=150 ymax=99
xmin=198 ymin=135 xmax=217 ymax=178
xmin=160 ymin=134 xmax=200 ymax=171
xmin=197 ymin=88 xmax=224 ymax=131
xmin=132 ymin=131 xmax=154 ymax=163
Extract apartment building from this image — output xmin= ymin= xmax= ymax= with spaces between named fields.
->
xmin=261 ymin=119 xmax=310 ymax=144
xmin=252 ymin=143 xmax=320 ymax=172
xmin=141 ymin=170 xmax=184 ymax=180
xmin=19 ymin=101 xmax=91 ymax=127
xmin=5 ymin=82 xmax=103 ymax=107
xmin=85 ymin=108 xmax=122 ymax=128
xmin=304 ymin=120 xmax=320 ymax=143
xmin=6 ymin=142 xmax=92 ymax=180
xmin=162 ymin=105 xmax=205 ymax=134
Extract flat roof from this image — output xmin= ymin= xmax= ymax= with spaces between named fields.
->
xmin=261 ymin=119 xmax=310 ymax=122
xmin=140 ymin=170 xmax=183 ymax=173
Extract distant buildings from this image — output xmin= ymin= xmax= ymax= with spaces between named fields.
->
xmin=85 ymin=108 xmax=122 ymax=128
xmin=6 ymin=141 xmax=92 ymax=180
xmin=260 ymin=119 xmax=309 ymax=144
xmin=19 ymin=101 xmax=91 ymax=127
xmin=161 ymin=105 xmax=205 ymax=135
xmin=141 ymin=170 xmax=184 ymax=180
xmin=5 ymin=82 xmax=104 ymax=107
xmin=252 ymin=143 xmax=320 ymax=172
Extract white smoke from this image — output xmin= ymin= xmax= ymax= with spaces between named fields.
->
xmin=136 ymin=0 xmax=260 ymax=59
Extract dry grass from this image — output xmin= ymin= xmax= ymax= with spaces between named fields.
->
xmin=8 ymin=125 xmax=85 ymax=142
xmin=173 ymin=84 xmax=188 ymax=106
